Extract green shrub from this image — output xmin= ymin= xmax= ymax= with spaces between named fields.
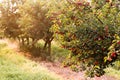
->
xmin=85 ymin=66 xmax=105 ymax=77
xmin=51 ymin=0 xmax=120 ymax=77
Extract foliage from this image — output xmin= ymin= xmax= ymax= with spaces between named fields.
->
xmin=51 ymin=0 xmax=120 ymax=77
xmin=0 ymin=0 xmax=22 ymax=38
xmin=85 ymin=65 xmax=105 ymax=77
xmin=104 ymin=34 xmax=120 ymax=70
xmin=0 ymin=29 xmax=4 ymax=39
xmin=18 ymin=0 xmax=51 ymax=40
xmin=18 ymin=0 xmax=54 ymax=55
xmin=0 ymin=0 xmax=54 ymax=56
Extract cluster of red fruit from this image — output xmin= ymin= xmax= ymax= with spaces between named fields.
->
xmin=55 ymin=31 xmax=64 ymax=35
xmin=75 ymin=2 xmax=90 ymax=6
xmin=94 ymin=61 xmax=99 ymax=65
xmin=106 ymin=0 xmax=110 ymax=2
xmin=107 ymin=52 xmax=117 ymax=61
xmin=117 ymin=41 xmax=120 ymax=45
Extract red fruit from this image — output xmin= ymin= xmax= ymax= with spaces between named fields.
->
xmin=61 ymin=45 xmax=65 ymax=48
xmin=107 ymin=57 xmax=112 ymax=61
xmin=111 ymin=52 xmax=116 ymax=58
xmin=69 ymin=48 xmax=75 ymax=51
xmin=63 ymin=65 xmax=67 ymax=68
xmin=117 ymin=41 xmax=120 ymax=44
xmin=76 ymin=2 xmax=83 ymax=6
xmin=106 ymin=0 xmax=110 ymax=2
xmin=57 ymin=21 xmax=61 ymax=25
xmin=55 ymin=31 xmax=64 ymax=35
xmin=71 ymin=48 xmax=75 ymax=51
xmin=104 ymin=26 xmax=109 ymax=35
xmin=57 ymin=32 xmax=61 ymax=34
xmin=85 ymin=2 xmax=90 ymax=6
xmin=55 ymin=31 xmax=59 ymax=33
xmin=98 ymin=37 xmax=101 ymax=40
xmin=71 ymin=16 xmax=75 ymax=20
xmin=68 ymin=48 xmax=72 ymax=50
xmin=94 ymin=61 xmax=99 ymax=65
xmin=102 ymin=48 xmax=105 ymax=51
xmin=94 ymin=38 xmax=97 ymax=41
xmin=110 ymin=3 xmax=114 ymax=6
xmin=55 ymin=31 xmax=60 ymax=34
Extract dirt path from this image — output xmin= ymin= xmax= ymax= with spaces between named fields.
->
xmin=0 ymin=39 xmax=19 ymax=51
xmin=0 ymin=39 xmax=118 ymax=80
xmin=39 ymin=61 xmax=85 ymax=80
xmin=35 ymin=60 xmax=117 ymax=80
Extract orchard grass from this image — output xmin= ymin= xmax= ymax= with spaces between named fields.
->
xmin=105 ymin=66 xmax=120 ymax=80
xmin=35 ymin=40 xmax=70 ymax=62
xmin=51 ymin=41 xmax=70 ymax=62
xmin=0 ymin=43 xmax=62 ymax=80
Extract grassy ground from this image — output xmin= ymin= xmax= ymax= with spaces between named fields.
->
xmin=0 ymin=43 xmax=63 ymax=80
xmin=1 ymin=39 xmax=120 ymax=80
xmin=35 ymin=40 xmax=70 ymax=62
xmin=51 ymin=41 xmax=70 ymax=62
xmin=36 ymin=40 xmax=120 ymax=79
xmin=105 ymin=67 xmax=120 ymax=80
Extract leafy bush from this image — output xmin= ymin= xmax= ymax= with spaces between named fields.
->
xmin=105 ymin=34 xmax=120 ymax=70
xmin=85 ymin=65 xmax=105 ymax=77
xmin=51 ymin=0 xmax=120 ymax=77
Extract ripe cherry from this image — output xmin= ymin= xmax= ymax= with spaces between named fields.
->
xmin=117 ymin=41 xmax=120 ymax=44
xmin=111 ymin=52 xmax=116 ymax=58
xmin=76 ymin=2 xmax=83 ymax=6
xmin=106 ymin=0 xmax=110 ymax=2
xmin=94 ymin=61 xmax=99 ymax=65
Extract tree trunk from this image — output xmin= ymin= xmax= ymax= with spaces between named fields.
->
xmin=21 ymin=37 xmax=24 ymax=45
xmin=26 ymin=37 xmax=29 ymax=46
xmin=48 ymin=41 xmax=51 ymax=56
xmin=17 ymin=37 xmax=21 ymax=43
xmin=43 ymin=40 xmax=48 ymax=50
xmin=47 ymin=37 xmax=54 ymax=55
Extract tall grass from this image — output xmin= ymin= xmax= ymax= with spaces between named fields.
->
xmin=105 ymin=67 xmax=120 ymax=80
xmin=0 ymin=42 xmax=62 ymax=80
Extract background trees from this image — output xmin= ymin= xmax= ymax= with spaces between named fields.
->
xmin=0 ymin=0 xmax=53 ymax=56
xmin=18 ymin=0 xmax=53 ymax=51
xmin=0 ymin=0 xmax=22 ymax=39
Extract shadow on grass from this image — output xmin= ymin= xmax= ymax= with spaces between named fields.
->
xmin=19 ymin=41 xmax=70 ymax=62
